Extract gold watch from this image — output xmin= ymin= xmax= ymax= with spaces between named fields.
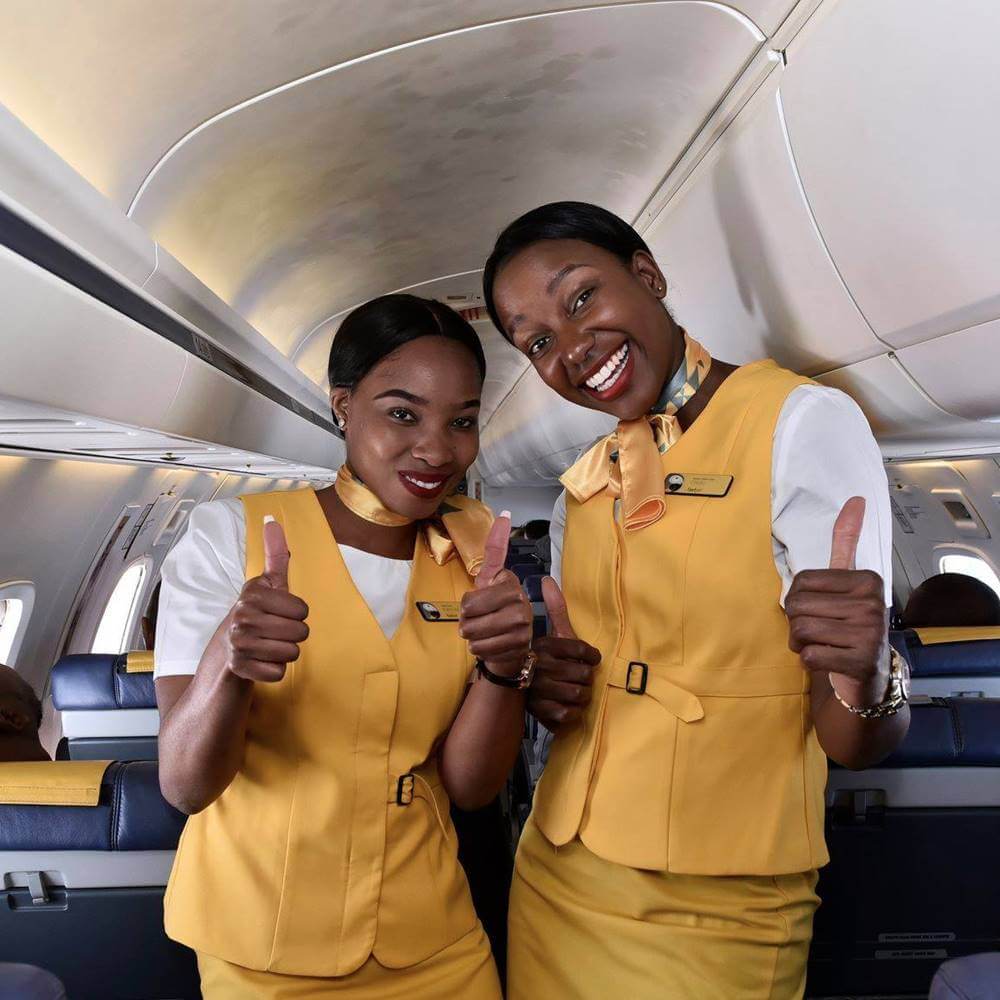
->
xmin=830 ymin=647 xmax=911 ymax=719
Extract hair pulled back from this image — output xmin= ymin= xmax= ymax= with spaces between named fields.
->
xmin=327 ymin=294 xmax=486 ymax=399
xmin=482 ymin=201 xmax=652 ymax=338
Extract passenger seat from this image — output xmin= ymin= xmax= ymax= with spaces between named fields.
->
xmin=0 ymin=759 xmax=197 ymax=1000
xmin=808 ymin=696 xmax=1000 ymax=997
xmin=51 ymin=652 xmax=159 ymax=760
xmin=899 ymin=627 xmax=1000 ymax=699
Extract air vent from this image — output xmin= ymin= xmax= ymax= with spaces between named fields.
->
xmin=942 ymin=499 xmax=973 ymax=524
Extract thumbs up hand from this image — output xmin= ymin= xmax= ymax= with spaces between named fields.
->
xmin=224 ymin=516 xmax=310 ymax=683
xmin=785 ymin=497 xmax=890 ymax=707
xmin=459 ymin=512 xmax=534 ymax=675
xmin=526 ymin=577 xmax=601 ymax=734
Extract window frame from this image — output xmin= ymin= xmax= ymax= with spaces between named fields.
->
xmin=90 ymin=558 xmax=151 ymax=655
xmin=934 ymin=546 xmax=1000 ymax=599
xmin=0 ymin=580 xmax=36 ymax=667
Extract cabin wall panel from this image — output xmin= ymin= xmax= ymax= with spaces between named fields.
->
xmin=886 ymin=458 xmax=1000 ymax=608
xmin=0 ymin=455 xmax=211 ymax=693
xmin=780 ymin=0 xmax=1000 ymax=349
xmin=641 ymin=83 xmax=883 ymax=374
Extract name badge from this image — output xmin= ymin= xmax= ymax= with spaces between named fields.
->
xmin=415 ymin=601 xmax=461 ymax=622
xmin=665 ymin=473 xmax=734 ymax=497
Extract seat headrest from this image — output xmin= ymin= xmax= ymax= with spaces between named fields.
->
xmin=901 ymin=630 xmax=1000 ymax=678
xmin=0 ymin=760 xmax=185 ymax=852
xmin=0 ymin=760 xmax=111 ymax=806
xmin=51 ymin=653 xmax=156 ymax=710
xmin=882 ymin=697 xmax=1000 ymax=767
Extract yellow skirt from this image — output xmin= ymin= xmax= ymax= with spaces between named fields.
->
xmin=508 ymin=816 xmax=819 ymax=1000
xmin=197 ymin=924 xmax=501 ymax=1000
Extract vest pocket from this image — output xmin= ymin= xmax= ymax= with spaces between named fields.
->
xmin=373 ymin=777 xmax=477 ymax=968
xmin=668 ymin=693 xmax=815 ymax=875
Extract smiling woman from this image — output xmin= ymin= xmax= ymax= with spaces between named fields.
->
xmin=483 ymin=202 xmax=906 ymax=1000
xmin=152 ymin=293 xmax=534 ymax=999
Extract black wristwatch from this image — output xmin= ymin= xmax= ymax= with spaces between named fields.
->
xmin=475 ymin=652 xmax=537 ymax=690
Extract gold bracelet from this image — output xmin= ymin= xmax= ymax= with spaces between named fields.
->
xmin=829 ymin=648 xmax=909 ymax=720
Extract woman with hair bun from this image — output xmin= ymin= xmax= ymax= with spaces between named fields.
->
xmin=154 ymin=294 xmax=534 ymax=998
xmin=483 ymin=203 xmax=910 ymax=998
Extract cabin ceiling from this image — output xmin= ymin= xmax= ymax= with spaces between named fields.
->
xmin=0 ymin=1 xmax=785 ymax=376
xmin=2 ymin=0 xmax=999 ymax=486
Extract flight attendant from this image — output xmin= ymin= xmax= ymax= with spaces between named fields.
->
xmin=482 ymin=202 xmax=911 ymax=999
xmin=154 ymin=295 xmax=536 ymax=998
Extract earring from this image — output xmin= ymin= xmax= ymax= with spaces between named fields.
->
xmin=337 ymin=416 xmax=346 ymax=430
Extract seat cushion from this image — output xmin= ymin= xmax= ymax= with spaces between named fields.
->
xmin=882 ymin=698 xmax=1000 ymax=767
xmin=930 ymin=952 xmax=1000 ymax=999
xmin=903 ymin=631 xmax=1000 ymax=678
xmin=0 ymin=964 xmax=67 ymax=1000
xmin=0 ymin=761 xmax=184 ymax=851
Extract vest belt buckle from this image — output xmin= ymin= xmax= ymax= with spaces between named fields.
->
xmin=396 ymin=773 xmax=415 ymax=806
xmin=626 ymin=661 xmax=648 ymax=695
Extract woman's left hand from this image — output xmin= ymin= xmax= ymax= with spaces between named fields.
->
xmin=459 ymin=514 xmax=534 ymax=676
xmin=784 ymin=497 xmax=890 ymax=706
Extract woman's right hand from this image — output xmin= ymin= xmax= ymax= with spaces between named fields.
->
xmin=527 ymin=577 xmax=601 ymax=733
xmin=225 ymin=518 xmax=310 ymax=683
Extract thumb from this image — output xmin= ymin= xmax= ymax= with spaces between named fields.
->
xmin=476 ymin=510 xmax=511 ymax=589
xmin=263 ymin=515 xmax=290 ymax=590
xmin=542 ymin=576 xmax=576 ymax=639
xmin=829 ymin=496 xmax=865 ymax=571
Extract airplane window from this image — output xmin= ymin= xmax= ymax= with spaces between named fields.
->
xmin=938 ymin=553 xmax=1000 ymax=598
xmin=91 ymin=561 xmax=148 ymax=655
xmin=0 ymin=581 xmax=35 ymax=665
xmin=0 ymin=599 xmax=23 ymax=663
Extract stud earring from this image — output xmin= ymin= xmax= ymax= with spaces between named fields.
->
xmin=337 ymin=416 xmax=346 ymax=430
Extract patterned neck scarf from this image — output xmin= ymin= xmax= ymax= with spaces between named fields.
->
xmin=333 ymin=464 xmax=493 ymax=574
xmin=559 ymin=331 xmax=713 ymax=531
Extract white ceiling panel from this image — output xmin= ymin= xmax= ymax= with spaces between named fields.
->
xmin=0 ymin=1 xmax=790 ymax=211
xmin=816 ymin=354 xmax=1000 ymax=460
xmin=895 ymin=318 xmax=1000 ymax=424
xmin=780 ymin=0 xmax=1000 ymax=348
xmin=641 ymin=83 xmax=882 ymax=374
xmin=126 ymin=3 xmax=762 ymax=363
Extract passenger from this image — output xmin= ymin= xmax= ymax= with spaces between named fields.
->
xmin=521 ymin=519 xmax=551 ymax=567
xmin=140 ymin=580 xmax=160 ymax=651
xmin=0 ymin=664 xmax=48 ymax=763
xmin=901 ymin=572 xmax=1000 ymax=628
xmin=483 ymin=202 xmax=911 ymax=999
xmin=154 ymin=295 xmax=534 ymax=999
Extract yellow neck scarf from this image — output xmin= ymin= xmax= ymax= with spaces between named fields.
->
xmin=560 ymin=332 xmax=712 ymax=531
xmin=334 ymin=465 xmax=492 ymax=575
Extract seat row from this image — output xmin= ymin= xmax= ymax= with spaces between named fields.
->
xmin=3 ymin=625 xmax=1000 ymax=999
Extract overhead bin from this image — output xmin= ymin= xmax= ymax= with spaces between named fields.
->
xmin=780 ymin=0 xmax=1000 ymax=351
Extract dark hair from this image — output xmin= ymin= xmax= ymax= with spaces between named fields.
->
xmin=901 ymin=573 xmax=1000 ymax=628
xmin=0 ymin=665 xmax=43 ymax=731
xmin=327 ymin=294 xmax=486 ymax=400
xmin=483 ymin=201 xmax=652 ymax=338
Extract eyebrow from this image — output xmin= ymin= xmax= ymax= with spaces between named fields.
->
xmin=546 ymin=263 xmax=584 ymax=294
xmin=373 ymin=389 xmax=480 ymax=408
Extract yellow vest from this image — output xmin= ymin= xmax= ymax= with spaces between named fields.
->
xmin=164 ymin=489 xmax=484 ymax=975
xmin=532 ymin=360 xmax=829 ymax=875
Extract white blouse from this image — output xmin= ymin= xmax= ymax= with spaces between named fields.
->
xmin=549 ymin=384 xmax=893 ymax=604
xmin=154 ymin=497 xmax=413 ymax=678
